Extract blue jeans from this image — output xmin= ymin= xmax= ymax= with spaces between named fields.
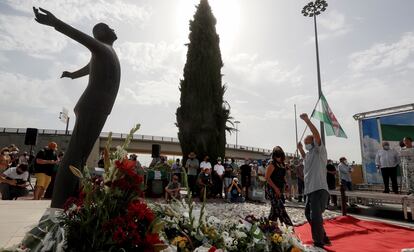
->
xmin=227 ymin=192 xmax=245 ymax=203
xmin=341 ymin=179 xmax=352 ymax=191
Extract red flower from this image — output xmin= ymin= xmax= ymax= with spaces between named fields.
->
xmin=115 ymin=159 xmax=137 ymax=177
xmin=144 ymin=233 xmax=162 ymax=246
xmin=112 ymin=227 xmax=127 ymax=243
xmin=128 ymin=201 xmax=155 ymax=222
xmin=208 ymin=246 xmax=217 ymax=252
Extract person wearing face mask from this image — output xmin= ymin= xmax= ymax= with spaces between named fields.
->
xmin=9 ymin=146 xmax=20 ymax=167
xmin=338 ymin=157 xmax=352 ymax=191
xmin=171 ymin=158 xmax=182 ymax=183
xmin=200 ymin=155 xmax=212 ymax=173
xmin=213 ymin=157 xmax=225 ymax=198
xmin=297 ymin=113 xmax=330 ymax=249
xmin=0 ymin=147 xmax=11 ymax=173
xmin=223 ymin=159 xmax=234 ymax=196
xmin=265 ymin=146 xmax=293 ymax=226
xmin=375 ymin=141 xmax=400 ymax=194
xmin=18 ymin=152 xmax=30 ymax=165
xmin=0 ymin=163 xmax=29 ymax=200
xmin=185 ymin=152 xmax=199 ymax=196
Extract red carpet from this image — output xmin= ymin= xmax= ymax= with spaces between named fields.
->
xmin=294 ymin=216 xmax=414 ymax=252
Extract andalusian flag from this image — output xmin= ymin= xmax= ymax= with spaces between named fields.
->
xmin=311 ymin=94 xmax=347 ymax=138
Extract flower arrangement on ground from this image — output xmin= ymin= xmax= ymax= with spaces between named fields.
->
xmin=152 ymin=173 xmax=305 ymax=252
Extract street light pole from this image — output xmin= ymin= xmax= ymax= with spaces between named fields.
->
xmin=302 ymin=0 xmax=327 ymax=146
xmin=234 ymin=120 xmax=240 ymax=148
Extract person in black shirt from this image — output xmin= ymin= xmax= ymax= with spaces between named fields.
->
xmin=240 ymin=159 xmax=251 ymax=200
xmin=265 ymin=146 xmax=293 ymax=225
xmin=326 ymin=160 xmax=337 ymax=207
xmin=34 ymin=142 xmax=58 ymax=200
xmin=44 ymin=151 xmax=64 ymax=199
xmin=197 ymin=168 xmax=212 ymax=199
xmin=223 ymin=159 xmax=233 ymax=198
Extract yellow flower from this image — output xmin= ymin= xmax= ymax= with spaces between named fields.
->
xmin=172 ymin=236 xmax=188 ymax=247
xmin=272 ymin=234 xmax=281 ymax=243
xmin=179 ymin=241 xmax=186 ymax=248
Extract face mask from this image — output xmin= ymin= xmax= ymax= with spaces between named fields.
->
xmin=383 ymin=145 xmax=390 ymax=150
xmin=218 ymin=161 xmax=221 ymax=164
xmin=3 ymin=152 xmax=9 ymax=155
xmin=344 ymin=161 xmax=348 ymax=165
xmin=305 ymin=144 xmax=314 ymax=151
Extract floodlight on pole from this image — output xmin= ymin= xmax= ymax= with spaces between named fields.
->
xmin=302 ymin=0 xmax=328 ymax=146
xmin=234 ymin=120 xmax=241 ymax=148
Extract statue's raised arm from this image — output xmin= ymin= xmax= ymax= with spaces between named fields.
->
xmin=33 ymin=7 xmax=103 ymax=53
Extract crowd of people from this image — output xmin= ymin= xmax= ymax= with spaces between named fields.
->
xmin=0 ymin=142 xmax=63 ymax=200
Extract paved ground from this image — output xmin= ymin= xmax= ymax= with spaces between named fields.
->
xmin=0 ymin=200 xmax=50 ymax=248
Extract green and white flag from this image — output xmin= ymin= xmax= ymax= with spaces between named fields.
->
xmin=311 ymin=94 xmax=347 ymax=138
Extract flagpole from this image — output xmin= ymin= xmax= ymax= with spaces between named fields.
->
xmin=294 ymin=104 xmax=299 ymax=158
xmin=298 ymin=97 xmax=321 ymax=144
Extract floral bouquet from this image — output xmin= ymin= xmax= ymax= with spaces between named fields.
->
xmin=61 ymin=124 xmax=165 ymax=252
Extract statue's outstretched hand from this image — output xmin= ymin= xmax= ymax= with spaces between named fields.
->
xmin=61 ymin=71 xmax=73 ymax=79
xmin=33 ymin=7 xmax=58 ymax=27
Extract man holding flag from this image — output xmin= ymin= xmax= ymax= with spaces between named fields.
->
xmin=298 ymin=113 xmax=331 ymax=249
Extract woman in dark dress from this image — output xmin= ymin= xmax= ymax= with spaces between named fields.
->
xmin=265 ymin=146 xmax=293 ymax=226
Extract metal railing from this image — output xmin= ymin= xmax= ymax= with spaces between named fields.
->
xmin=0 ymin=127 xmax=284 ymax=155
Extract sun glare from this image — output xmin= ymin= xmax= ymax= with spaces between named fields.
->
xmin=176 ymin=0 xmax=241 ymax=55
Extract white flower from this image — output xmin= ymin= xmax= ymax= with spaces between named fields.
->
xmin=222 ymin=231 xmax=229 ymax=238
xmin=234 ymin=231 xmax=247 ymax=239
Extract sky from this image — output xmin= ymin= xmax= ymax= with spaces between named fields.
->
xmin=0 ymin=0 xmax=413 ymax=163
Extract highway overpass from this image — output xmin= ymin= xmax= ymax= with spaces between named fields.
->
xmin=0 ymin=128 xmax=294 ymax=167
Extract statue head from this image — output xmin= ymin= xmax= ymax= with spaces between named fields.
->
xmin=93 ymin=23 xmax=117 ymax=44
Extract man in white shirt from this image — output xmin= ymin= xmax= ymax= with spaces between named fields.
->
xmin=200 ymin=155 xmax=212 ymax=173
xmin=213 ymin=157 xmax=225 ymax=198
xmin=0 ymin=163 xmax=29 ymax=200
xmin=400 ymin=137 xmax=414 ymax=195
xmin=375 ymin=141 xmax=400 ymax=194
xmin=297 ymin=113 xmax=330 ymax=249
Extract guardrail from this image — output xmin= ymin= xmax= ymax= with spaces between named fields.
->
xmin=0 ymin=127 xmax=290 ymax=155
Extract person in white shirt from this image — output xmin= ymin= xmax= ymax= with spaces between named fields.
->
xmin=200 ymin=155 xmax=212 ymax=173
xmin=213 ymin=157 xmax=225 ymax=198
xmin=0 ymin=163 xmax=29 ymax=200
xmin=375 ymin=141 xmax=400 ymax=194
xmin=400 ymin=137 xmax=414 ymax=195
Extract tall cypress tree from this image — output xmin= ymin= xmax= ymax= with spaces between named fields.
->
xmin=176 ymin=0 xmax=231 ymax=164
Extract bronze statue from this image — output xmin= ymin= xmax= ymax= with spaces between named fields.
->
xmin=33 ymin=7 xmax=121 ymax=208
